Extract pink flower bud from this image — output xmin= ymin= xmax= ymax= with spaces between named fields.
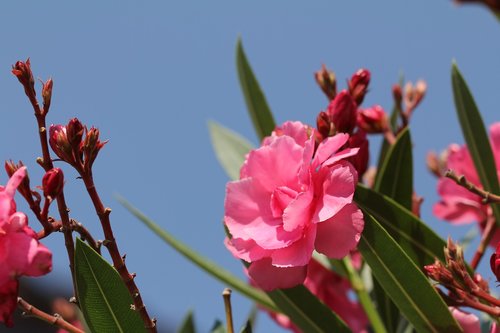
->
xmin=42 ymin=168 xmax=64 ymax=199
xmin=314 ymin=64 xmax=337 ymax=100
xmin=357 ymin=105 xmax=388 ymax=134
xmin=11 ymin=58 xmax=36 ymax=100
xmin=66 ymin=118 xmax=85 ymax=150
xmin=42 ymin=78 xmax=53 ymax=111
xmin=4 ymin=160 xmax=32 ymax=201
xmin=49 ymin=124 xmax=74 ymax=164
xmin=490 ymin=242 xmax=500 ymax=281
xmin=82 ymin=127 xmax=107 ymax=171
xmin=316 ymin=111 xmax=332 ymax=139
xmin=348 ymin=69 xmax=370 ymax=105
xmin=347 ymin=130 xmax=369 ymax=177
xmin=326 ymin=90 xmax=358 ymax=134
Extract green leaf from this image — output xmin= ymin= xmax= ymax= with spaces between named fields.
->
xmin=267 ymin=286 xmax=351 ymax=333
xmin=451 ymin=62 xmax=500 ymax=227
xmin=374 ymin=128 xmax=413 ymax=210
xmin=239 ymin=320 xmax=253 ymax=333
xmin=177 ymin=310 xmax=196 ymax=333
xmin=355 ymin=185 xmax=447 ymax=268
xmin=117 ymin=197 xmax=278 ymax=312
xmin=239 ymin=307 xmax=257 ymax=333
xmin=372 ymin=128 xmax=413 ymax=331
xmin=74 ymin=238 xmax=146 ymax=333
xmin=208 ymin=120 xmax=254 ymax=180
xmin=358 ymin=214 xmax=463 ymax=333
xmin=236 ymin=38 xmax=276 ymax=140
xmin=210 ymin=320 xmax=227 ymax=333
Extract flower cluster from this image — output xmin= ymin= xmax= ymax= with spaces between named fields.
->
xmin=224 ymin=121 xmax=364 ymax=290
xmin=0 ymin=167 xmax=52 ymax=326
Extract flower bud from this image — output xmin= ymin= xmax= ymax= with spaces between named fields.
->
xmin=349 ymin=69 xmax=370 ymax=105
xmin=357 ymin=105 xmax=388 ymax=134
xmin=49 ymin=124 xmax=74 ymax=164
xmin=490 ymin=242 xmax=500 ymax=281
xmin=42 ymin=168 xmax=64 ymax=200
xmin=404 ymin=80 xmax=427 ymax=110
xmin=42 ymin=78 xmax=53 ymax=112
xmin=11 ymin=58 xmax=36 ymax=100
xmin=82 ymin=127 xmax=107 ymax=171
xmin=314 ymin=64 xmax=337 ymax=100
xmin=326 ymin=90 xmax=357 ymax=134
xmin=347 ymin=130 xmax=369 ymax=177
xmin=392 ymin=84 xmax=402 ymax=106
xmin=66 ymin=118 xmax=85 ymax=150
xmin=316 ymin=111 xmax=332 ymax=139
xmin=4 ymin=160 xmax=32 ymax=201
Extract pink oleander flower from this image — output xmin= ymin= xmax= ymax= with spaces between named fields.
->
xmin=0 ymin=167 xmax=52 ymax=327
xmin=434 ymin=122 xmax=500 ymax=245
xmin=449 ymin=308 xmax=498 ymax=333
xmin=224 ymin=121 xmax=364 ymax=291
xmin=264 ymin=259 xmax=368 ymax=333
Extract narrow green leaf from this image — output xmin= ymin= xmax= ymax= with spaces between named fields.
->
xmin=451 ymin=62 xmax=500 ymax=227
xmin=236 ymin=38 xmax=276 ymax=140
xmin=374 ymin=128 xmax=413 ymax=209
xmin=355 ymin=185 xmax=447 ymax=268
xmin=372 ymin=128 xmax=413 ymax=331
xmin=267 ymin=286 xmax=351 ymax=333
xmin=208 ymin=121 xmax=254 ymax=181
xmin=177 ymin=311 xmax=196 ymax=333
xmin=358 ymin=214 xmax=463 ymax=333
xmin=74 ymin=238 xmax=146 ymax=333
xmin=117 ymin=197 xmax=278 ymax=312
xmin=239 ymin=320 xmax=253 ymax=333
xmin=239 ymin=307 xmax=257 ymax=333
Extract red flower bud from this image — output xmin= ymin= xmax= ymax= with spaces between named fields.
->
xmin=314 ymin=64 xmax=337 ymax=100
xmin=316 ymin=111 xmax=332 ymax=139
xmin=11 ymin=58 xmax=36 ymax=100
xmin=326 ymin=90 xmax=358 ymax=134
xmin=490 ymin=242 xmax=500 ymax=281
xmin=42 ymin=168 xmax=64 ymax=200
xmin=347 ymin=130 xmax=369 ymax=177
xmin=82 ymin=127 xmax=107 ymax=172
xmin=357 ymin=105 xmax=388 ymax=134
xmin=349 ymin=69 xmax=370 ymax=105
xmin=42 ymin=78 xmax=53 ymax=112
xmin=4 ymin=160 xmax=32 ymax=200
xmin=392 ymin=84 xmax=402 ymax=105
xmin=66 ymin=118 xmax=85 ymax=150
xmin=49 ymin=124 xmax=74 ymax=164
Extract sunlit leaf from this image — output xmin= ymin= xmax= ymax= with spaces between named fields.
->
xmin=236 ymin=38 xmax=276 ymax=140
xmin=74 ymin=238 xmax=146 ymax=333
xmin=358 ymin=214 xmax=462 ymax=333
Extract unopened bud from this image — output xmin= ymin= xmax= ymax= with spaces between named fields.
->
xmin=357 ymin=105 xmax=388 ymax=134
xmin=347 ymin=130 xmax=369 ymax=177
xmin=82 ymin=127 xmax=107 ymax=171
xmin=349 ymin=69 xmax=370 ymax=105
xmin=392 ymin=84 xmax=402 ymax=105
xmin=404 ymin=80 xmax=427 ymax=110
xmin=11 ymin=58 xmax=36 ymax=100
xmin=66 ymin=118 xmax=85 ymax=150
xmin=42 ymin=78 xmax=53 ymax=112
xmin=490 ymin=242 xmax=500 ymax=281
xmin=314 ymin=64 xmax=337 ymax=100
xmin=316 ymin=111 xmax=332 ymax=139
xmin=326 ymin=90 xmax=358 ymax=134
xmin=5 ymin=160 xmax=31 ymax=200
xmin=49 ymin=124 xmax=74 ymax=165
xmin=42 ymin=168 xmax=64 ymax=200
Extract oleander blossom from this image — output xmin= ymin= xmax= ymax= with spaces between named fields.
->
xmin=434 ymin=122 xmax=500 ymax=245
xmin=264 ymin=259 xmax=368 ymax=333
xmin=0 ymin=167 xmax=52 ymax=327
xmin=224 ymin=121 xmax=364 ymax=291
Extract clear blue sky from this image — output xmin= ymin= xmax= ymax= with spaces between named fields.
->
xmin=1 ymin=1 xmax=500 ymax=332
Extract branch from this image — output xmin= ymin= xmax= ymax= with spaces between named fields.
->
xmin=445 ymin=169 xmax=500 ymax=204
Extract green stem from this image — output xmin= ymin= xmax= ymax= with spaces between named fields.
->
xmin=341 ymin=257 xmax=388 ymax=333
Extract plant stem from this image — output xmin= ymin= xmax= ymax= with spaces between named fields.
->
xmin=80 ymin=171 xmax=157 ymax=332
xmin=17 ymin=298 xmax=84 ymax=333
xmin=341 ymin=257 xmax=388 ymax=333
xmin=470 ymin=216 xmax=496 ymax=270
xmin=223 ymin=289 xmax=235 ymax=333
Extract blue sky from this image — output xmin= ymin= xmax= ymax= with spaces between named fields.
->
xmin=1 ymin=1 xmax=500 ymax=332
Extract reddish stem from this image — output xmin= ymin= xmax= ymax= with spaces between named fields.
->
xmin=17 ymin=298 xmax=84 ymax=333
xmin=80 ymin=171 xmax=156 ymax=332
xmin=470 ymin=216 xmax=496 ymax=270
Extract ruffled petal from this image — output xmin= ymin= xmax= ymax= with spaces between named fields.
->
xmin=315 ymin=204 xmax=364 ymax=259
xmin=248 ymin=258 xmax=307 ymax=291
xmin=271 ymin=224 xmax=316 ymax=266
xmin=282 ymin=188 xmax=313 ymax=232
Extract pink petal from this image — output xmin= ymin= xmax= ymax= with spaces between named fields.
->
xmin=271 ymin=224 xmax=317 ymax=266
xmin=312 ymin=162 xmax=357 ymax=223
xmin=315 ymin=204 xmax=364 ymax=259
xmin=224 ymin=237 xmax=272 ymax=262
xmin=490 ymin=122 xmax=500 ymax=169
xmin=322 ymin=147 xmax=360 ymax=167
xmin=282 ymin=189 xmax=313 ymax=232
xmin=277 ymin=121 xmax=310 ymax=147
xmin=450 ymin=307 xmax=480 ymax=333
xmin=4 ymin=167 xmax=26 ymax=198
xmin=312 ymin=134 xmax=349 ymax=168
xmin=248 ymin=258 xmax=307 ymax=291
xmin=245 ymin=136 xmax=303 ymax=192
xmin=0 ymin=279 xmax=18 ymax=327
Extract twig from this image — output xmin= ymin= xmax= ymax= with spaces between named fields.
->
xmin=470 ymin=216 xmax=496 ymax=270
xmin=223 ymin=289 xmax=235 ymax=333
xmin=445 ymin=170 xmax=500 ymax=204
xmin=17 ymin=297 xmax=84 ymax=333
